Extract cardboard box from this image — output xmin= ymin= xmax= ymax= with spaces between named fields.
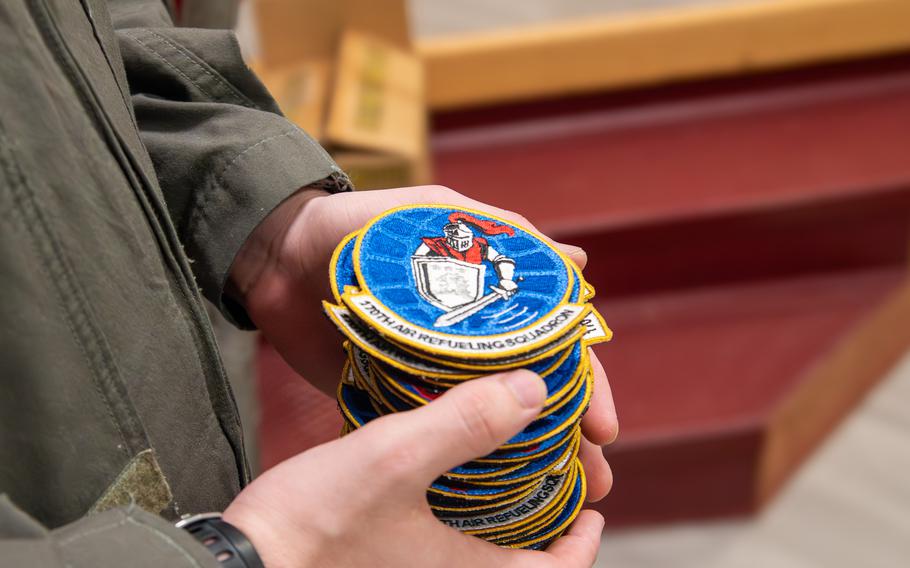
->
xmin=254 ymin=0 xmax=410 ymax=68
xmin=326 ymin=30 xmax=426 ymax=161
xmin=332 ymin=151 xmax=420 ymax=191
xmin=254 ymin=59 xmax=331 ymax=141
xmin=252 ymin=0 xmax=429 ymax=189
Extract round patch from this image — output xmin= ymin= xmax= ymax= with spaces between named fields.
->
xmin=500 ymin=368 xmax=592 ymax=449
xmin=435 ymin=467 xmax=573 ymax=536
xmin=477 ymin=420 xmax=579 ymax=464
xmin=498 ymin=459 xmax=586 ymax=549
xmin=449 ymin=429 xmax=580 ymax=488
xmin=330 ymin=230 xmax=359 ymax=302
xmin=349 ymin=205 xmax=586 ymax=359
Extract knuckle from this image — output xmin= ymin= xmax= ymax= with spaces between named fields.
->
xmin=502 ymin=210 xmax=535 ymax=232
xmin=362 ymin=417 xmax=421 ymax=482
xmin=603 ymin=461 xmax=615 ymax=496
xmin=452 ymin=388 xmax=500 ymax=456
xmin=505 ymin=553 xmax=552 ymax=568
xmin=376 ymin=443 xmax=421 ymax=482
xmin=423 ymin=184 xmax=459 ymax=200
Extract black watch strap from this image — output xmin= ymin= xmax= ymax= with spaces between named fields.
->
xmin=177 ymin=513 xmax=265 ymax=568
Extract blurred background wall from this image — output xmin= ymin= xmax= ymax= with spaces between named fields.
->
xmin=409 ymin=0 xmax=745 ymax=37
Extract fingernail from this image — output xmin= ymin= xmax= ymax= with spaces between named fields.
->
xmin=557 ymin=243 xmax=587 ymax=266
xmin=607 ymin=421 xmax=620 ymax=445
xmin=503 ymin=371 xmax=546 ymax=409
xmin=559 ymin=243 xmax=585 ymax=257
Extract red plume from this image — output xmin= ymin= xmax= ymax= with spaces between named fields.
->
xmin=448 ymin=212 xmax=515 ymax=236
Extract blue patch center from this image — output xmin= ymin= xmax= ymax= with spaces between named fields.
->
xmin=356 ymin=208 xmax=570 ymax=337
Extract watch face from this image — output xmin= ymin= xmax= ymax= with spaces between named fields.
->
xmin=175 ymin=512 xmax=222 ymax=529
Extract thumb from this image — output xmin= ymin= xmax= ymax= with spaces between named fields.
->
xmin=361 ymin=370 xmax=547 ymax=490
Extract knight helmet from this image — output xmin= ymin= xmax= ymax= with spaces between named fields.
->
xmin=443 ymin=221 xmax=474 ymax=252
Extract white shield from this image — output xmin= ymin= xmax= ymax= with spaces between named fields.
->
xmin=411 ymin=256 xmax=486 ymax=311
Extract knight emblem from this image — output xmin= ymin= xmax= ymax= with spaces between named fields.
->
xmin=411 ymin=212 xmax=519 ymax=326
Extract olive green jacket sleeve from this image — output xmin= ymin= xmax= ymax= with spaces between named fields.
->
xmin=110 ymin=0 xmax=351 ymax=327
xmin=0 ymin=496 xmax=218 ymax=568
xmin=0 ymin=0 xmax=346 ymax=565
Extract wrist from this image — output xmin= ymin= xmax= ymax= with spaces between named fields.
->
xmin=178 ymin=512 xmax=265 ymax=568
xmin=227 ymin=187 xmax=327 ymax=308
xmin=222 ymin=503 xmax=292 ymax=568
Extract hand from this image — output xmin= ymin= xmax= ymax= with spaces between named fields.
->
xmin=229 ymin=185 xmax=617 ymax=503
xmin=497 ymin=278 xmax=519 ymax=293
xmin=223 ymin=370 xmax=605 ymax=568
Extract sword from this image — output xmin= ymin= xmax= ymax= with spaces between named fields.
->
xmin=434 ymin=278 xmax=522 ymax=328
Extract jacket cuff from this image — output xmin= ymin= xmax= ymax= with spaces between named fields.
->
xmin=187 ymin=126 xmax=352 ymax=329
xmin=0 ymin=496 xmax=218 ymax=567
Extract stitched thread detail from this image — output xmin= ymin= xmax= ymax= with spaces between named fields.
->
xmin=141 ymin=29 xmax=258 ymax=109
xmin=124 ymin=515 xmax=203 ymax=568
xmin=58 ymin=516 xmax=127 ymax=546
xmin=214 ymin=130 xmax=300 ymax=191
xmin=0 ymin=126 xmax=137 ymax=456
xmin=192 ymin=127 xmax=347 ymax=233
xmin=127 ymin=33 xmax=221 ymax=103
xmin=57 ymin=507 xmax=203 ymax=568
xmin=184 ymin=128 xmax=299 ymax=240
xmin=89 ymin=449 xmax=173 ymax=516
xmin=148 ymin=30 xmax=257 ymax=108
xmin=311 ymin=171 xmax=355 ymax=193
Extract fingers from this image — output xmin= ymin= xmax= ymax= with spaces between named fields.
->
xmin=579 ymin=437 xmax=613 ymax=502
xmin=581 ymin=350 xmax=618 ymax=446
xmin=545 ymin=509 xmax=605 ymax=567
xmin=410 ymin=188 xmax=588 ymax=269
xmin=556 ymin=243 xmax=588 ymax=270
xmin=463 ymin=510 xmax=605 ymax=568
xmin=359 ymin=370 xmax=547 ymax=490
xmin=578 ymin=351 xmax=617 ymax=503
xmin=325 ymin=186 xmax=588 ymax=268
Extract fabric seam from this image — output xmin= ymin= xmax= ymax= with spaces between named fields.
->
xmin=180 ymin=111 xmax=344 ymax=246
xmin=58 ymin=516 xmax=127 ymax=547
xmin=185 ymin=128 xmax=308 ymax=240
xmin=124 ymin=515 xmax=204 ymax=568
xmin=56 ymin=507 xmax=204 ymax=568
xmin=0 ymin=124 xmax=134 ymax=457
xmin=144 ymin=29 xmax=257 ymax=109
xmin=126 ymin=33 xmax=223 ymax=104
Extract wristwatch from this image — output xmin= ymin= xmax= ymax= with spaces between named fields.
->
xmin=176 ymin=513 xmax=265 ymax=568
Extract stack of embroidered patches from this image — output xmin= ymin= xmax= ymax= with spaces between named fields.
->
xmin=323 ymin=205 xmax=611 ymax=550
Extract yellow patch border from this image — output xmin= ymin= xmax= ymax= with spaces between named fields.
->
xmin=345 ymin=343 xmax=399 ymax=413
xmin=350 ymin=203 xmax=581 ymax=359
xmin=427 ymin=472 xmax=542 ymax=502
xmin=323 ymin=302 xmax=482 ymax=379
xmin=428 ymin=477 xmax=542 ymax=513
xmin=328 ymin=230 xmax=361 ymax=303
xmin=581 ymin=307 xmax=613 ymax=346
xmin=500 ymin=458 xmax=587 ymax=548
xmin=454 ymin=457 xmax=577 ymax=537
xmin=460 ymin=429 xmax=580 ymax=488
xmin=384 ymin=321 xmax=590 ymax=372
xmin=583 ymin=281 xmax=596 ymax=302
xmin=443 ymin=460 xmax=530 ymax=482
xmin=499 ymin=369 xmax=592 ymax=450
xmin=341 ymin=290 xmax=590 ymax=363
xmin=472 ymin=418 xmax=581 ymax=465
xmin=480 ymin=461 xmax=579 ymax=540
